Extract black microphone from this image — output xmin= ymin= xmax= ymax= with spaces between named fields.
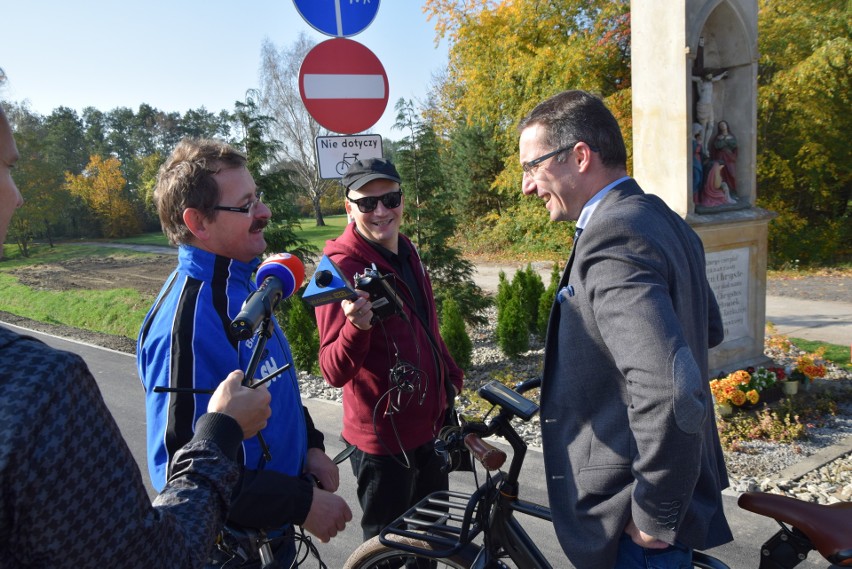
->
xmin=230 ymin=253 xmax=305 ymax=341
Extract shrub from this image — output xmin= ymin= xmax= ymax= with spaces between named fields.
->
xmin=282 ymin=295 xmax=320 ymax=375
xmin=537 ymin=263 xmax=561 ymax=339
xmin=496 ymin=293 xmax=529 ymax=358
xmin=515 ymin=265 xmax=545 ymax=335
xmin=440 ymin=297 xmax=472 ymax=371
xmin=717 ymin=406 xmax=806 ymax=451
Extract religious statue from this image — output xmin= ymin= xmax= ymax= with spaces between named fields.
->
xmin=699 ymin=160 xmax=737 ymax=207
xmin=711 ymin=120 xmax=737 ymax=195
xmin=692 ymin=69 xmax=728 ymax=155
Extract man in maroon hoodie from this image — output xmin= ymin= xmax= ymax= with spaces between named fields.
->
xmin=314 ymin=158 xmax=464 ymax=542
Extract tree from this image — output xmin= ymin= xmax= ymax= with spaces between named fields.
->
xmin=3 ymin=103 xmax=76 ymax=254
xmin=65 ymin=155 xmax=141 ymax=238
xmin=756 ymin=0 xmax=851 ymax=265
xmin=422 ymin=0 xmax=631 ymax=251
xmin=258 ymin=34 xmax=338 ymax=226
xmin=393 ymin=98 xmax=489 ymax=326
xmin=43 ymin=107 xmax=89 ymax=176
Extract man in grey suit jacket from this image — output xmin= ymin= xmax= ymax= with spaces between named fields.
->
xmin=518 ymin=90 xmax=732 ymax=569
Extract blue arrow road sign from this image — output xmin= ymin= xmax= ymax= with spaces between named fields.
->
xmin=293 ymin=0 xmax=380 ymax=38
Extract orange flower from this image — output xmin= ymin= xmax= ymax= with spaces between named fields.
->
xmin=746 ymin=390 xmax=759 ymax=404
xmin=729 ymin=370 xmax=751 ymax=385
xmin=730 ymin=390 xmax=747 ymax=406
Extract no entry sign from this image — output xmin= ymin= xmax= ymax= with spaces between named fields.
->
xmin=299 ymin=38 xmax=389 ymax=135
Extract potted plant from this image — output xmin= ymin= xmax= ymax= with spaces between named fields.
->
xmin=787 ymin=349 xmax=828 ymax=392
xmin=709 ymin=368 xmax=768 ymax=416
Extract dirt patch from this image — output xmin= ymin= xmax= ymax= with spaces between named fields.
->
xmin=3 ymin=254 xmax=178 ymax=354
xmin=11 ymin=254 xmax=176 ymax=298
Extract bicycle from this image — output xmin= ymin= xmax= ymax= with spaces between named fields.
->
xmin=343 ymin=378 xmax=852 ymax=568
xmin=336 ymin=152 xmax=360 ymax=176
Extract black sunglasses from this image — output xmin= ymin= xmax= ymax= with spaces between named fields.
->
xmin=347 ymin=190 xmax=403 ymax=213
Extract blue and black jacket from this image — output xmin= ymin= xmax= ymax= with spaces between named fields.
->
xmin=137 ymin=245 xmax=321 ymax=529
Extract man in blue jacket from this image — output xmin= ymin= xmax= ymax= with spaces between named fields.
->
xmin=137 ymin=138 xmax=351 ymax=567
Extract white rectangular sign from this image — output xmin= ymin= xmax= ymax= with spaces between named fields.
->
xmin=705 ymin=247 xmax=750 ymax=342
xmin=315 ymin=135 xmax=384 ymax=179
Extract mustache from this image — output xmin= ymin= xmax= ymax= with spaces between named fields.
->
xmin=250 ymin=219 xmax=269 ymax=232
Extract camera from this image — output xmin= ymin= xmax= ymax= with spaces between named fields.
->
xmin=354 ymin=266 xmax=405 ymax=322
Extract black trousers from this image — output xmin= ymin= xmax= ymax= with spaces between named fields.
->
xmin=348 ymin=439 xmax=449 ymax=541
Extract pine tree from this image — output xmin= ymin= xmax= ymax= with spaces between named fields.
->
xmin=392 ymin=98 xmax=489 ymax=326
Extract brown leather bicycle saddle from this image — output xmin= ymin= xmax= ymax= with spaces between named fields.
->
xmin=738 ymin=491 xmax=852 ymax=566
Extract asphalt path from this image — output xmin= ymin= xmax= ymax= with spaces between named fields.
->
xmin=3 ymin=322 xmax=839 ymax=568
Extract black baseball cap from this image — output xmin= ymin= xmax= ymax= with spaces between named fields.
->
xmin=342 ymin=158 xmax=401 ymax=193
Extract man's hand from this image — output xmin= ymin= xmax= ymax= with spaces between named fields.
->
xmin=207 ymin=370 xmax=271 ymax=439
xmin=624 ymin=518 xmax=670 ymax=549
xmin=302 ymin=488 xmax=352 ymax=543
xmin=305 ymin=447 xmax=340 ymax=492
xmin=342 ymin=290 xmax=373 ymax=330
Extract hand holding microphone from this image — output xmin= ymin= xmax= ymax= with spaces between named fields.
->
xmin=230 ymin=253 xmax=305 ymax=341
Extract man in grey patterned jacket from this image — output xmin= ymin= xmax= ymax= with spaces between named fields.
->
xmin=0 ymin=95 xmax=272 ymax=567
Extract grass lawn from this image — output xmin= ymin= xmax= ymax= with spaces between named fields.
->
xmin=294 ymin=215 xmax=348 ymax=251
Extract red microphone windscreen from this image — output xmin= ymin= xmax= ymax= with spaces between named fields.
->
xmin=256 ymin=253 xmax=305 ymax=298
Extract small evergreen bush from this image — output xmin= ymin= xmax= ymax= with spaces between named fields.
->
xmin=515 ymin=265 xmax=545 ymax=335
xmin=496 ymin=293 xmax=529 ymax=358
xmin=537 ymin=262 xmax=561 ymax=339
xmin=440 ymin=297 xmax=472 ymax=371
xmin=282 ymin=294 xmax=320 ymax=375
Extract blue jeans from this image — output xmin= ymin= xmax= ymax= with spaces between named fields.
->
xmin=615 ymin=532 xmax=694 ymax=568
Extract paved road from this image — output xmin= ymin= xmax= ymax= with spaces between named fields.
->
xmin=2 ymin=322 xmax=838 ymax=568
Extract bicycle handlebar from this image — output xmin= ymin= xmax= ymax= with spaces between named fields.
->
xmin=463 ymin=433 xmax=507 ymax=471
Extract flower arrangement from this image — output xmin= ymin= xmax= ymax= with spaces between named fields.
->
xmin=787 ymin=349 xmax=827 ymax=386
xmin=709 ymin=366 xmax=778 ymax=409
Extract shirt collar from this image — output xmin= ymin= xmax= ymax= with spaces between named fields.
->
xmin=576 ymin=176 xmax=631 ymax=230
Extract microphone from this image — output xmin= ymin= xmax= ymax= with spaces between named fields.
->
xmin=230 ymin=253 xmax=305 ymax=341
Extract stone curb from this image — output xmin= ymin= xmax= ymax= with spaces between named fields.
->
xmin=772 ymin=434 xmax=852 ymax=482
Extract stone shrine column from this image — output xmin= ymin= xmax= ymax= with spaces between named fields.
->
xmin=632 ymin=0 xmax=774 ymax=373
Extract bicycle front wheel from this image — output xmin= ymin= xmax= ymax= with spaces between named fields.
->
xmin=344 ymin=534 xmax=479 ymax=569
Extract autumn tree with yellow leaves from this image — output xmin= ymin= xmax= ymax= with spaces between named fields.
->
xmin=420 ymin=0 xmax=848 ymax=266
xmin=65 ymin=155 xmax=141 ymax=238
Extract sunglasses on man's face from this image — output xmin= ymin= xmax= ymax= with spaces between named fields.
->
xmin=347 ymin=190 xmax=403 ymax=213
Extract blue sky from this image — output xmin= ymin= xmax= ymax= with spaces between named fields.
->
xmin=1 ymin=1 xmax=449 ymax=140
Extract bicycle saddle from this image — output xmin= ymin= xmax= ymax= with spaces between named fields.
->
xmin=738 ymin=491 xmax=852 ymax=566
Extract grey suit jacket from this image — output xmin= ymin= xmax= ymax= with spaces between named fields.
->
xmin=541 ymin=179 xmax=732 ymax=569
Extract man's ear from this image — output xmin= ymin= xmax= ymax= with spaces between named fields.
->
xmin=183 ymin=208 xmax=210 ymax=241
xmin=344 ymin=199 xmax=354 ymax=223
xmin=575 ymin=142 xmax=595 ymax=173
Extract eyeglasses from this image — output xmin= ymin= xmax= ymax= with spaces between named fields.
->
xmin=522 ymin=144 xmax=576 ymax=175
xmin=347 ymin=190 xmax=403 ymax=213
xmin=213 ymin=191 xmax=264 ymax=217
xmin=521 ymin=142 xmax=599 ymax=175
